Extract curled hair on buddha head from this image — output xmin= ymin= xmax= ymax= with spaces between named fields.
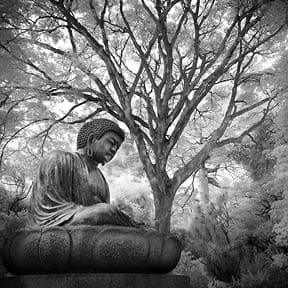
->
xmin=76 ymin=118 xmax=125 ymax=150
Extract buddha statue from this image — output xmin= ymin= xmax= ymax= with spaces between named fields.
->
xmin=27 ymin=118 xmax=140 ymax=227
xmin=2 ymin=118 xmax=182 ymax=275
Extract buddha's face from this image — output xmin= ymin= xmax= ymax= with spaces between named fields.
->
xmin=89 ymin=131 xmax=123 ymax=165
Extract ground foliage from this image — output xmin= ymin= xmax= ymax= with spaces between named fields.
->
xmin=174 ymin=97 xmax=288 ymax=287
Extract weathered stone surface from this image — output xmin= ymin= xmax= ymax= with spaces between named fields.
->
xmin=2 ymin=225 xmax=182 ymax=274
xmin=0 ymin=273 xmax=190 ymax=288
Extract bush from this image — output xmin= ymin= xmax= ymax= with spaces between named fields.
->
xmin=265 ymin=266 xmax=288 ymax=288
xmin=206 ymin=244 xmax=241 ymax=283
xmin=174 ymin=251 xmax=209 ymax=288
xmin=225 ymin=266 xmax=288 ymax=288
xmin=240 ymin=270 xmax=269 ymax=288
xmin=0 ymin=211 xmax=27 ymax=276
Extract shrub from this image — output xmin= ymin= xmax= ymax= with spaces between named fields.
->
xmin=265 ymin=266 xmax=288 ymax=288
xmin=206 ymin=243 xmax=241 ymax=283
xmin=240 ymin=270 xmax=269 ymax=288
xmin=174 ymin=251 xmax=209 ymax=288
xmin=0 ymin=211 xmax=27 ymax=276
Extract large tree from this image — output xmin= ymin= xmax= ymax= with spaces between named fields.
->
xmin=1 ymin=0 xmax=288 ymax=232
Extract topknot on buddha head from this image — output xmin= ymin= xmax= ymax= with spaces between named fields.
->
xmin=76 ymin=118 xmax=125 ymax=149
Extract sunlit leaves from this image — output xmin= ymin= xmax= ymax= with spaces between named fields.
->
xmin=0 ymin=0 xmax=287 ymax=233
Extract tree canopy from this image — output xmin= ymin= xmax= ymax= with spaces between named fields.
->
xmin=1 ymin=0 xmax=288 ymax=232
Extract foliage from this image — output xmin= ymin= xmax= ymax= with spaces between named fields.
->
xmin=207 ymin=267 xmax=288 ymax=288
xmin=172 ymin=89 xmax=288 ymax=286
xmin=185 ymin=120 xmax=283 ymax=284
xmin=113 ymin=190 xmax=154 ymax=226
xmin=271 ymin=253 xmax=288 ymax=268
xmin=0 ymin=175 xmax=28 ymax=276
xmin=184 ymin=188 xmax=242 ymax=283
xmin=225 ymin=267 xmax=288 ymax=288
xmin=206 ymin=244 xmax=241 ymax=283
xmin=268 ymin=103 xmax=288 ymax=246
xmin=273 ymin=212 xmax=288 ymax=247
xmin=239 ymin=270 xmax=269 ymax=288
xmin=0 ymin=210 xmax=27 ymax=276
xmin=265 ymin=266 xmax=288 ymax=288
xmin=174 ymin=251 xmax=209 ymax=288
xmin=229 ymin=117 xmax=276 ymax=181
xmin=204 ymin=97 xmax=288 ymax=287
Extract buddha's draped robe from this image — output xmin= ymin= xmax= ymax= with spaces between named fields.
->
xmin=28 ymin=150 xmax=109 ymax=227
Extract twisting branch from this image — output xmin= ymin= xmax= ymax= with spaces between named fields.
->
xmin=0 ymin=118 xmax=50 ymax=168
xmin=49 ymin=0 xmax=129 ymax=111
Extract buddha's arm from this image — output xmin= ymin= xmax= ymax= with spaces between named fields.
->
xmin=69 ymin=203 xmax=141 ymax=227
xmin=28 ymin=150 xmax=89 ymax=227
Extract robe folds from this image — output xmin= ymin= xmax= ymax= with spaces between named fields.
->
xmin=27 ymin=150 xmax=109 ymax=227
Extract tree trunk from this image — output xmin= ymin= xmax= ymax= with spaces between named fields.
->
xmin=154 ymin=190 xmax=173 ymax=234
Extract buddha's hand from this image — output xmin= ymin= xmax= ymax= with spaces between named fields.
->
xmin=71 ymin=203 xmax=143 ymax=228
xmin=115 ymin=208 xmax=145 ymax=228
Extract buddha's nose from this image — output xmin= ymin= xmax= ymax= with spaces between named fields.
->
xmin=110 ymin=146 xmax=117 ymax=153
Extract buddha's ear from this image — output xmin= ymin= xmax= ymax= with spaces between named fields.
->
xmin=87 ymin=134 xmax=94 ymax=145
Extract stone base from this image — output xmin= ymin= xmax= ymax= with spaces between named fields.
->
xmin=0 ymin=273 xmax=190 ymax=288
xmin=3 ymin=226 xmax=182 ymax=274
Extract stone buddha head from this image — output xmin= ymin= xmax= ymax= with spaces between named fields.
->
xmin=76 ymin=118 xmax=125 ymax=165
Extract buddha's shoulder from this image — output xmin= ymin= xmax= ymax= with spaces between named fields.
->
xmin=37 ymin=151 xmax=88 ymax=176
xmin=42 ymin=150 xmax=80 ymax=163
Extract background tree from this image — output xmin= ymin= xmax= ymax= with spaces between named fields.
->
xmin=1 ymin=0 xmax=288 ymax=232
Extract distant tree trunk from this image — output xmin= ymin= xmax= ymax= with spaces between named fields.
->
xmin=198 ymin=168 xmax=210 ymax=212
